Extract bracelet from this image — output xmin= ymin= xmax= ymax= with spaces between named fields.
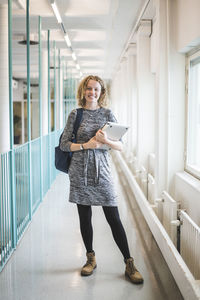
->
xmin=80 ymin=144 xmax=84 ymax=150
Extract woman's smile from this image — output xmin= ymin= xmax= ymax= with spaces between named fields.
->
xmin=84 ymin=80 xmax=101 ymax=108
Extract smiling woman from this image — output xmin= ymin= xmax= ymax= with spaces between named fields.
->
xmin=60 ymin=75 xmax=143 ymax=284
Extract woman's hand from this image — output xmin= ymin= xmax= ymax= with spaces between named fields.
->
xmin=96 ymin=129 xmax=123 ymax=151
xmin=95 ymin=129 xmax=109 ymax=144
xmin=83 ymin=130 xmax=123 ymax=151
xmin=84 ymin=136 xmax=103 ymax=149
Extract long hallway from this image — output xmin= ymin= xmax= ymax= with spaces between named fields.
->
xmin=0 ymin=164 xmax=183 ymax=300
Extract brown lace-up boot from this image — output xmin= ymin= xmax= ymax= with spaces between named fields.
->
xmin=81 ymin=251 xmax=97 ymax=276
xmin=125 ymin=258 xmax=144 ymax=284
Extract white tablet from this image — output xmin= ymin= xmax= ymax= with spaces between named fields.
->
xmin=100 ymin=122 xmax=129 ymax=150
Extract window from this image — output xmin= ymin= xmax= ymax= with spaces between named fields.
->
xmin=185 ymin=50 xmax=200 ymax=179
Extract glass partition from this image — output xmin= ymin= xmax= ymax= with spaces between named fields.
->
xmin=0 ymin=2 xmax=62 ymax=273
xmin=12 ymin=10 xmax=40 ymax=143
xmin=63 ymin=67 xmax=77 ymax=123
xmin=50 ymin=40 xmax=55 ymax=132
xmin=30 ymin=15 xmax=40 ymax=140
xmin=12 ymin=2 xmax=27 ymax=145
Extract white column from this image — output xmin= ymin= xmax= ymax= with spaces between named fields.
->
xmin=116 ymin=66 xmax=123 ymax=122
xmin=126 ymin=44 xmax=137 ymax=154
xmin=154 ymin=0 xmax=169 ymax=196
xmin=0 ymin=5 xmax=10 ymax=153
xmin=42 ymin=49 xmax=48 ymax=135
xmin=110 ymin=72 xmax=119 ymax=117
xmin=120 ymin=58 xmax=128 ymax=127
xmin=167 ymin=0 xmax=185 ymax=196
xmin=111 ymin=69 xmax=123 ymax=124
xmin=136 ymin=20 xmax=155 ymax=170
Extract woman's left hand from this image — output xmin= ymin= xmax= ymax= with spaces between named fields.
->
xmin=95 ymin=129 xmax=109 ymax=144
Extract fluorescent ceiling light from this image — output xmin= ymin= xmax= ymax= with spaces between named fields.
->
xmin=64 ymin=34 xmax=71 ymax=47
xmin=72 ymin=52 xmax=77 ymax=61
xmin=51 ymin=2 xmax=62 ymax=23
xmin=76 ymin=64 xmax=80 ymax=70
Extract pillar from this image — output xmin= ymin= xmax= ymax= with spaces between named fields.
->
xmin=126 ymin=44 xmax=137 ymax=154
xmin=136 ymin=20 xmax=155 ymax=170
xmin=0 ymin=5 xmax=10 ymax=153
xmin=154 ymin=0 xmax=169 ymax=196
xmin=120 ymin=57 xmax=128 ymax=128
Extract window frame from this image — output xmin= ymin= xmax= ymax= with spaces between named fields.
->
xmin=185 ymin=49 xmax=200 ymax=180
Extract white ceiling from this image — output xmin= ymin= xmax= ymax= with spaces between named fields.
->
xmin=8 ymin=0 xmax=147 ymax=80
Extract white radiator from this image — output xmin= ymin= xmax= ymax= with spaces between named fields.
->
xmin=140 ymin=166 xmax=148 ymax=198
xmin=147 ymin=173 xmax=161 ymax=217
xmin=148 ymin=153 xmax=155 ymax=177
xmin=147 ymin=173 xmax=155 ymax=205
xmin=180 ymin=210 xmax=200 ymax=280
xmin=115 ymin=151 xmax=200 ymax=300
xmin=162 ymin=191 xmax=178 ymax=246
xmin=128 ymin=156 xmax=140 ymax=182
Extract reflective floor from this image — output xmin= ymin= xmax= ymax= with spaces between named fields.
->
xmin=0 ymin=164 xmax=183 ymax=300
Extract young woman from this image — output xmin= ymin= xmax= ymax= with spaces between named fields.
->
xmin=60 ymin=75 xmax=143 ymax=284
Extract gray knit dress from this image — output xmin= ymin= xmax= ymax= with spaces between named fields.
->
xmin=60 ymin=107 xmax=118 ymax=206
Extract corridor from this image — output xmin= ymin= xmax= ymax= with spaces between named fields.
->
xmin=0 ymin=165 xmax=183 ymax=300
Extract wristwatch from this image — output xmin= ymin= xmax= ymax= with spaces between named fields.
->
xmin=80 ymin=144 xmax=84 ymax=150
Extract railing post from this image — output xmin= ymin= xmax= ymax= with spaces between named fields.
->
xmin=54 ymin=40 xmax=56 ymax=131
xmin=58 ymin=49 xmax=61 ymax=130
xmin=47 ymin=30 xmax=51 ymax=187
xmin=26 ymin=0 xmax=32 ymax=220
xmin=53 ymin=41 xmax=56 ymax=180
xmin=8 ymin=0 xmax=17 ymax=248
xmin=39 ymin=16 xmax=43 ymax=202
xmin=62 ymin=60 xmax=65 ymax=124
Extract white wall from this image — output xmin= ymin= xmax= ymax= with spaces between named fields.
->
xmin=171 ymin=0 xmax=200 ymax=220
xmin=175 ymin=0 xmax=200 ymax=52
xmin=111 ymin=0 xmax=200 ymax=220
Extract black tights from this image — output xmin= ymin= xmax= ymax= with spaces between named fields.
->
xmin=77 ymin=204 xmax=131 ymax=260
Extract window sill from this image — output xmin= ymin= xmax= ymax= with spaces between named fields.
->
xmin=176 ymin=171 xmax=200 ymax=193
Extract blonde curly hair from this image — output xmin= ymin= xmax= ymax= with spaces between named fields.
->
xmin=77 ymin=75 xmax=107 ymax=107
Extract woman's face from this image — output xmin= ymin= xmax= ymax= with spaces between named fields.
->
xmin=84 ymin=80 xmax=102 ymax=106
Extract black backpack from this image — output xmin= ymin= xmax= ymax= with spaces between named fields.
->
xmin=55 ymin=108 xmax=83 ymax=173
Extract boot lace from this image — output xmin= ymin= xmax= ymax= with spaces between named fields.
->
xmin=128 ymin=260 xmax=137 ymax=274
xmin=84 ymin=255 xmax=94 ymax=267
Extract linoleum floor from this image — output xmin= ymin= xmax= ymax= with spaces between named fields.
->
xmin=0 ymin=164 xmax=183 ymax=300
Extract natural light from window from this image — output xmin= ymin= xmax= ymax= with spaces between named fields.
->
xmin=186 ymin=52 xmax=200 ymax=178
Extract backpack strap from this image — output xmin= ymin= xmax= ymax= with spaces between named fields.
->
xmin=71 ymin=108 xmax=83 ymax=140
